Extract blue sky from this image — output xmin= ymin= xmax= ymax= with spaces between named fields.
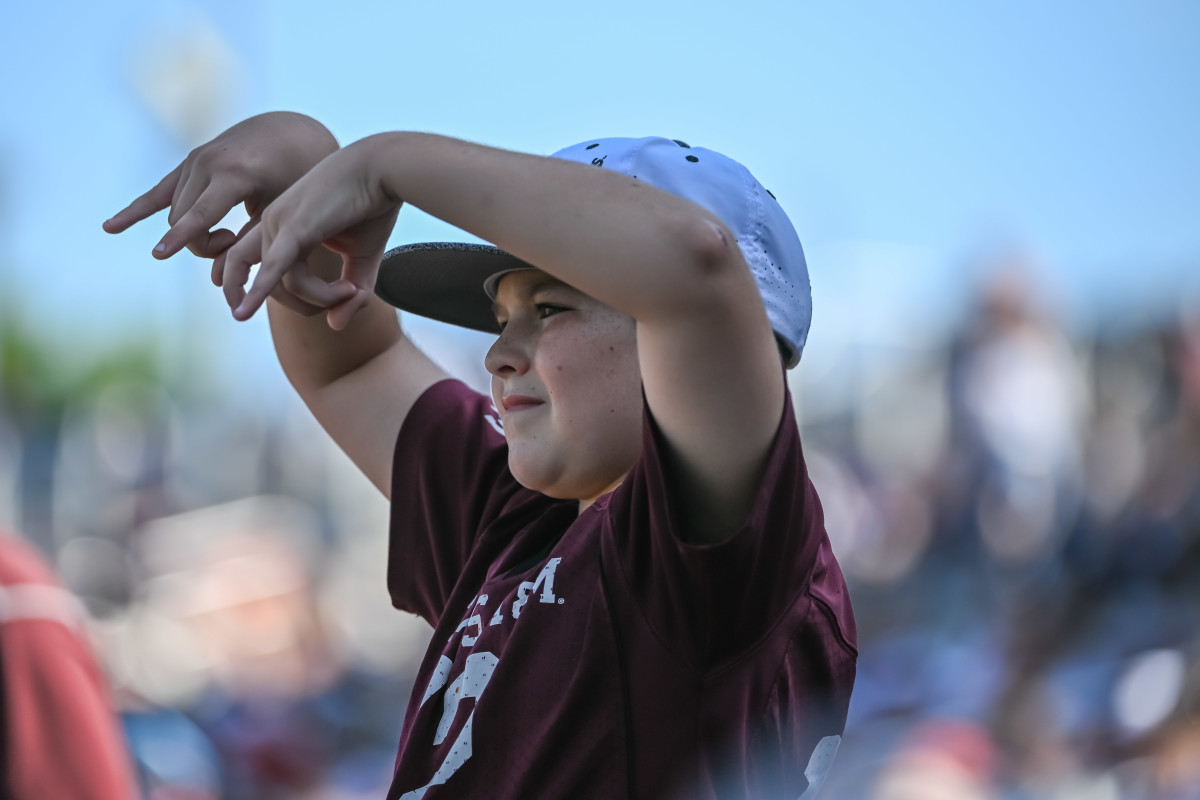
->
xmin=2 ymin=0 xmax=1197 ymax=395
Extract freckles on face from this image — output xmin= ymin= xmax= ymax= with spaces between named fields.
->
xmin=540 ymin=315 xmax=642 ymax=498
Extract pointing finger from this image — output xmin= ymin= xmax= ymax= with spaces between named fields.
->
xmin=236 ymin=230 xmax=303 ymax=320
xmin=102 ymin=164 xmax=182 ymax=234
xmin=153 ymin=178 xmax=251 ymax=259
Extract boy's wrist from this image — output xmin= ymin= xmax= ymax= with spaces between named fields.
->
xmin=355 ymin=131 xmax=412 ymax=206
xmin=250 ymin=112 xmax=341 ymax=213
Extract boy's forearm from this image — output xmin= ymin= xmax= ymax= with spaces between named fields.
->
xmin=268 ymin=246 xmax=402 ymax=394
xmin=366 ymin=132 xmax=749 ymax=323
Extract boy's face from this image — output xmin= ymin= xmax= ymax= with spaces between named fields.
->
xmin=486 ymin=269 xmax=643 ymax=506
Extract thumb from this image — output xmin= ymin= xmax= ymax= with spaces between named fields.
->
xmin=325 ymin=288 xmax=373 ymax=331
xmin=339 ymin=251 xmax=383 ymax=294
xmin=187 ymin=227 xmax=237 ymax=258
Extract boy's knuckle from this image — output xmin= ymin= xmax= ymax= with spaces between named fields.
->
xmin=224 ymin=169 xmax=247 ymax=190
xmin=189 ymin=148 xmax=212 ymax=172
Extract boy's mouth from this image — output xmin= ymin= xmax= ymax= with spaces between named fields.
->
xmin=502 ymin=395 xmax=544 ymax=412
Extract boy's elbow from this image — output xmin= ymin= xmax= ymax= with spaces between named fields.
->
xmin=675 ymin=214 xmax=749 ymax=299
xmin=690 ymin=215 xmax=737 ymax=268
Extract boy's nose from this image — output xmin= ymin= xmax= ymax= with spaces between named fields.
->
xmin=485 ymin=325 xmax=531 ymax=377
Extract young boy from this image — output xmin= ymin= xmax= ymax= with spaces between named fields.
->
xmin=105 ymin=112 xmax=856 ymax=799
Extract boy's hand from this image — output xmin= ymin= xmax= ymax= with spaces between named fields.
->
xmin=221 ymin=134 xmax=402 ymax=330
xmin=103 ymin=112 xmax=356 ymax=314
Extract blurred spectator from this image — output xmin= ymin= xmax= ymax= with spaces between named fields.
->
xmin=945 ymin=263 xmax=1088 ymax=566
xmin=0 ymin=529 xmax=136 ymax=798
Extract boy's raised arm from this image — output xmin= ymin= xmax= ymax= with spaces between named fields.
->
xmin=105 ymin=114 xmax=446 ymax=497
xmin=264 ymin=248 xmax=446 ymax=496
xmin=226 ymin=132 xmax=785 ymax=540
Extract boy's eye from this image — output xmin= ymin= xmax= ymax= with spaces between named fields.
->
xmin=493 ymin=305 xmax=568 ymax=330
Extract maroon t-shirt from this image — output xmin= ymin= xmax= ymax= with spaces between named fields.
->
xmin=386 ymin=379 xmax=856 ymax=799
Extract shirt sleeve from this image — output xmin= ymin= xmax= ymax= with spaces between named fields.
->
xmin=387 ymin=379 xmax=547 ymax=624
xmin=602 ymin=386 xmax=855 ymax=669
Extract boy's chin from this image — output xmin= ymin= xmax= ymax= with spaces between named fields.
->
xmin=508 ymin=454 xmax=560 ymax=496
xmin=508 ymin=455 xmax=592 ymax=501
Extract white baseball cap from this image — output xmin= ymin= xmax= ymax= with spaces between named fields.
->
xmin=375 ymin=136 xmax=812 ymax=367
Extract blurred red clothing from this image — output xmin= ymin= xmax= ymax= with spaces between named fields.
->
xmin=0 ymin=532 xmax=135 ymax=799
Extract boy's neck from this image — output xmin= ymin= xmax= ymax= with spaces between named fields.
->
xmin=578 ymin=476 xmax=627 ymax=515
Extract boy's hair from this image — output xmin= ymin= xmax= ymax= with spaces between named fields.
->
xmin=375 ymin=137 xmax=813 ymax=368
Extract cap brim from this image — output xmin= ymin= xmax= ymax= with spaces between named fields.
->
xmin=375 ymin=242 xmax=533 ymax=333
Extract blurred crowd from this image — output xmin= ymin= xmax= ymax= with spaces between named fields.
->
xmin=813 ymin=268 xmax=1200 ymax=800
xmin=1 ymin=262 xmax=1198 ymax=799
